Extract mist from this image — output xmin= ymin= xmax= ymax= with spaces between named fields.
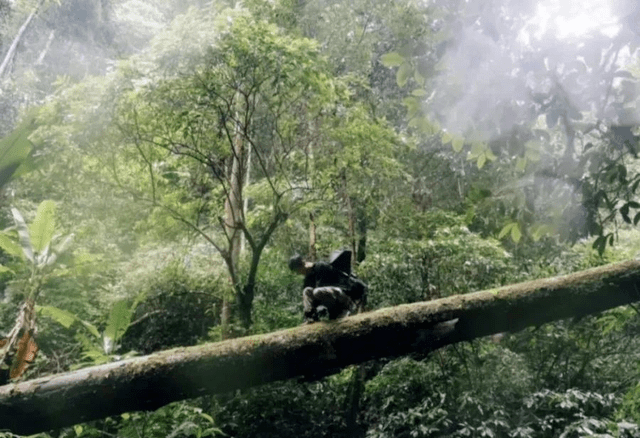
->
xmin=429 ymin=0 xmax=640 ymax=142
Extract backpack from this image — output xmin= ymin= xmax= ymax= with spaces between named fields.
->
xmin=329 ymin=250 xmax=367 ymax=305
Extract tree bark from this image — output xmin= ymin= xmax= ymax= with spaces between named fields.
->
xmin=3 ymin=259 xmax=640 ymax=435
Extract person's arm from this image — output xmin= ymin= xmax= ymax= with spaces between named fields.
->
xmin=303 ymin=268 xmax=317 ymax=289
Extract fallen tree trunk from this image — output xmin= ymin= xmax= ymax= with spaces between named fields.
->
xmin=3 ymin=259 xmax=640 ymax=434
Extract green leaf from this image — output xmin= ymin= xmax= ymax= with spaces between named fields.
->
xmin=402 ymin=96 xmax=420 ymax=118
xmin=411 ymin=88 xmax=427 ymax=97
xmin=80 ymin=320 xmax=101 ymax=339
xmin=11 ymin=208 xmax=33 ymax=263
xmin=37 ymin=305 xmax=100 ymax=338
xmin=499 ymin=222 xmax=522 ymax=243
xmin=510 ymin=223 xmax=522 ymax=243
xmin=530 ymin=224 xmax=544 ymax=241
xmin=30 ymin=200 xmax=56 ymax=253
xmin=469 ymin=141 xmax=485 ymax=158
xmin=524 ymin=149 xmax=541 ymax=162
xmin=0 ymin=232 xmax=23 ymax=259
xmin=0 ymin=116 xmax=36 ymax=190
xmin=380 ymin=52 xmax=404 ymax=67
xmin=199 ymin=412 xmax=215 ymax=423
xmin=498 ymin=223 xmax=515 ymax=239
xmin=74 ymin=333 xmax=109 ymax=365
xmin=452 ymin=137 xmax=464 ymax=152
xmin=396 ymin=63 xmax=411 ymax=88
xmin=104 ymin=300 xmax=134 ymax=348
xmin=464 ymin=207 xmax=475 ymax=224
xmin=593 ymin=235 xmax=607 ymax=255
xmin=477 ymin=153 xmax=487 ymax=169
xmin=44 ymin=233 xmax=74 ymax=267
xmin=38 ymin=305 xmax=78 ymax=329
xmin=408 ymin=117 xmax=438 ymax=134
xmin=621 ymin=203 xmax=631 ymax=223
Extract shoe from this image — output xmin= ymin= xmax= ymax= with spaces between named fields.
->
xmin=303 ymin=310 xmax=318 ymax=324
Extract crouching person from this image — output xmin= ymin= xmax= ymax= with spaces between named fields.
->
xmin=289 ymin=251 xmax=367 ymax=324
xmin=302 ymin=286 xmax=355 ymax=322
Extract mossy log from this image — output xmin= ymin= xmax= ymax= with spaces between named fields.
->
xmin=2 ymin=259 xmax=640 ymax=434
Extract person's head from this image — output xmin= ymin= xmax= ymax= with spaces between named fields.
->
xmin=288 ymin=254 xmax=312 ymax=275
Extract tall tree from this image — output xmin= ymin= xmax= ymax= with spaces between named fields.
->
xmin=116 ymin=12 xmax=339 ymax=329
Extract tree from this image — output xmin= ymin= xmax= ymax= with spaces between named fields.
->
xmin=317 ymin=106 xmax=408 ymax=264
xmin=2 ymin=258 xmax=640 ymax=434
xmin=115 ymin=12 xmax=339 ymax=329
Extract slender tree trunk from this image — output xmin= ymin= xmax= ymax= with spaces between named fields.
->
xmin=344 ymin=202 xmax=367 ymax=431
xmin=309 ymin=212 xmax=317 ymax=261
xmin=355 ymin=205 xmax=367 ymax=264
xmin=239 ymin=252 xmax=260 ymax=329
xmin=339 ymin=170 xmax=358 ymax=265
xmin=241 ymin=140 xmax=251 ymax=253
xmin=238 ymin=211 xmax=287 ymax=328
xmin=0 ymin=1 xmax=42 ymax=78
xmin=338 ymin=170 xmax=367 ymax=266
xmin=36 ymin=30 xmax=55 ymax=65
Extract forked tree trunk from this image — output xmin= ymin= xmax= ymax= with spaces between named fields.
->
xmin=3 ymin=259 xmax=640 ymax=435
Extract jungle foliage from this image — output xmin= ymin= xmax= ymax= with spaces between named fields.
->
xmin=1 ymin=0 xmax=640 ymax=436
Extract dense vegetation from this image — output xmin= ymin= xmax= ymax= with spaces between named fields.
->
xmin=2 ymin=0 xmax=640 ymax=436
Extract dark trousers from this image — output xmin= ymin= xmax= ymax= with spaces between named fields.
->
xmin=303 ymin=286 xmax=355 ymax=320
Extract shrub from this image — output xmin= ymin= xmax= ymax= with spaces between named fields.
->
xmin=360 ymin=213 xmax=517 ymax=308
xmin=121 ymin=262 xmax=222 ymax=354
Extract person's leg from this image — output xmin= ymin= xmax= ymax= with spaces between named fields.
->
xmin=313 ymin=287 xmax=355 ymax=320
xmin=302 ymin=287 xmax=319 ymax=323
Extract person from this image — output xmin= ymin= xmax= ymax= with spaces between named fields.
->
xmin=288 ymin=250 xmax=367 ymax=323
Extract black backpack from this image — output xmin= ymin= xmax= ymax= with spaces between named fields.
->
xmin=329 ymin=250 xmax=367 ymax=304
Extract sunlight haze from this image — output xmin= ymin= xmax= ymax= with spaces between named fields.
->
xmin=521 ymin=0 xmax=621 ymax=43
